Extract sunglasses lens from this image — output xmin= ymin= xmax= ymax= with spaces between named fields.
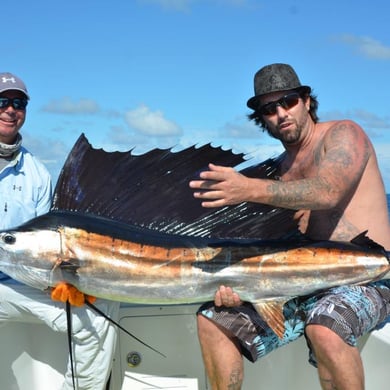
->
xmin=13 ymin=98 xmax=28 ymax=109
xmin=260 ymin=102 xmax=277 ymax=115
xmin=260 ymin=93 xmax=300 ymax=116
xmin=0 ymin=98 xmax=9 ymax=108
xmin=282 ymin=94 xmax=299 ymax=109
xmin=0 ymin=98 xmax=28 ymax=110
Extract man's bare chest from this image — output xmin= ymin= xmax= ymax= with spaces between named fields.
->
xmin=279 ymin=144 xmax=322 ymax=181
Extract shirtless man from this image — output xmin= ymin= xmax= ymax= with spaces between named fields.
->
xmin=189 ymin=63 xmax=390 ymax=390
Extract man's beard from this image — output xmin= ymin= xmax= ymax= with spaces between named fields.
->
xmin=280 ymin=127 xmax=302 ymax=144
xmin=269 ymin=123 xmax=302 ymax=145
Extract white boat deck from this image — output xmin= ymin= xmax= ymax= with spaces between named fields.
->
xmin=0 ymin=303 xmax=389 ymax=389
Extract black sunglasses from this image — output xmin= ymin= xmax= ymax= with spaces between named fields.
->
xmin=0 ymin=97 xmax=28 ymax=110
xmin=259 ymin=92 xmax=300 ymax=116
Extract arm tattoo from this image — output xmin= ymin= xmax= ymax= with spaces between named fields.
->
xmin=326 ymin=122 xmax=370 ymax=174
xmin=265 ymin=121 xmax=371 ymax=210
xmin=266 ymin=176 xmax=332 ymax=210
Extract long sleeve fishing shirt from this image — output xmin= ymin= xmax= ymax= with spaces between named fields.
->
xmin=0 ymin=146 xmax=52 ymax=281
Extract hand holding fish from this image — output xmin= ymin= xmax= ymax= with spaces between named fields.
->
xmin=190 ymin=163 xmax=255 ymax=208
xmin=215 ymin=286 xmax=243 ymax=307
xmin=51 ymin=282 xmax=96 ymax=307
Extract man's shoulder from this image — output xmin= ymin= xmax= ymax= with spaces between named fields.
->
xmin=319 ymin=120 xmax=368 ymax=143
xmin=321 ymin=119 xmax=364 ymax=133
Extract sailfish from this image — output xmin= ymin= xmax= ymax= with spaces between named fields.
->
xmin=0 ymin=133 xmax=389 ymax=338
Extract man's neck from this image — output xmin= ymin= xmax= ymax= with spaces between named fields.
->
xmin=0 ymin=133 xmax=22 ymax=158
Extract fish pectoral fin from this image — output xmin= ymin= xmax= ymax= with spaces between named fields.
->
xmin=58 ymin=259 xmax=79 ymax=273
xmin=253 ymin=299 xmax=288 ymax=339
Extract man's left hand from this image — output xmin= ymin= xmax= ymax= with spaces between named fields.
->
xmin=189 ymin=163 xmax=250 ymax=208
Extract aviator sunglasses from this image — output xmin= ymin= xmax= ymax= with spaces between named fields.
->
xmin=259 ymin=92 xmax=300 ymax=116
xmin=0 ymin=97 xmax=28 ymax=110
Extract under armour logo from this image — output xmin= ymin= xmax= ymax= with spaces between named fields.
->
xmin=1 ymin=77 xmax=16 ymax=84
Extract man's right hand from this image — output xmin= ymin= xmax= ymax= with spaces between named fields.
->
xmin=214 ymin=285 xmax=243 ymax=307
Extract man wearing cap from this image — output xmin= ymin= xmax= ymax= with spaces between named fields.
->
xmin=190 ymin=63 xmax=390 ymax=389
xmin=0 ymin=72 xmax=119 ymax=389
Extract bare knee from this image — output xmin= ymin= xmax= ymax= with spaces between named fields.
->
xmin=197 ymin=314 xmax=242 ymax=359
xmin=197 ymin=314 xmax=215 ymax=339
xmin=197 ymin=314 xmax=222 ymax=350
xmin=197 ymin=314 xmax=244 ymax=390
xmin=306 ymin=324 xmax=350 ymax=364
xmin=197 ymin=314 xmax=236 ymax=346
xmin=306 ymin=325 xmax=364 ymax=389
xmin=306 ymin=324 xmax=334 ymax=344
xmin=306 ymin=325 xmax=339 ymax=350
xmin=197 ymin=312 xmax=209 ymax=330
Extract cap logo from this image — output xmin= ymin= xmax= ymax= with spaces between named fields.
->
xmin=1 ymin=76 xmax=16 ymax=84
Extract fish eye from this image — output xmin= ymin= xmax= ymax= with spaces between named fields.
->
xmin=2 ymin=234 xmax=16 ymax=245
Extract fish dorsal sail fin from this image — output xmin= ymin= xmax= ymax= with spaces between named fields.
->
xmin=350 ymin=231 xmax=386 ymax=252
xmin=253 ymin=299 xmax=289 ymax=339
xmin=52 ymin=134 xmax=298 ymax=240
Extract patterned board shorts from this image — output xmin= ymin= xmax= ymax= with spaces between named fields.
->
xmin=198 ymin=281 xmax=390 ymax=367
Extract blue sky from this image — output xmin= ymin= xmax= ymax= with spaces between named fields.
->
xmin=3 ymin=0 xmax=390 ymax=190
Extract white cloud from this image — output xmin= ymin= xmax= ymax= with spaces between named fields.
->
xmin=321 ymin=109 xmax=390 ymax=139
xmin=337 ymin=34 xmax=390 ymax=59
xmin=351 ymin=109 xmax=390 ymax=130
xmin=42 ymin=97 xmax=100 ymax=115
xmin=219 ymin=116 xmax=265 ymax=139
xmin=124 ymin=104 xmax=182 ymax=136
xmin=22 ymin=131 xmax=71 ymax=183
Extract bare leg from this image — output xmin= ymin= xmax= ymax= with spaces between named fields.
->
xmin=197 ymin=314 xmax=243 ymax=390
xmin=306 ymin=325 xmax=364 ymax=390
